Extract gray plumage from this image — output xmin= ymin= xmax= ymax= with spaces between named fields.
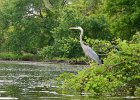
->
xmin=69 ymin=26 xmax=102 ymax=65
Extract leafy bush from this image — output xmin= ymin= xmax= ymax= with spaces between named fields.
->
xmin=131 ymin=32 xmax=140 ymax=43
xmin=0 ymin=52 xmax=20 ymax=60
xmin=103 ymin=39 xmax=140 ymax=95
xmin=0 ymin=52 xmax=41 ymax=61
xmin=39 ymin=38 xmax=84 ymax=59
xmin=57 ymin=34 xmax=140 ymax=96
xmin=57 ymin=66 xmax=122 ymax=95
xmin=20 ymin=53 xmax=41 ymax=61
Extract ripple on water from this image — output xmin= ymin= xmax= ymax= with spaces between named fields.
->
xmin=0 ymin=97 xmax=18 ymax=100
xmin=0 ymin=61 xmax=89 ymax=99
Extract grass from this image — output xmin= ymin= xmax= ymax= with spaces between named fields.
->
xmin=0 ymin=52 xmax=42 ymax=61
xmin=0 ymin=52 xmax=20 ymax=60
xmin=0 ymin=52 xmax=87 ymax=64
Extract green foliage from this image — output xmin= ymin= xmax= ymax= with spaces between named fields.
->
xmin=52 ymin=3 xmax=110 ymax=41
xmin=6 ymin=18 xmax=47 ymax=54
xmin=0 ymin=52 xmax=20 ymax=60
xmin=57 ymin=35 xmax=140 ymax=96
xmin=0 ymin=0 xmax=49 ymax=54
xmin=0 ymin=0 xmax=140 ymax=96
xmin=99 ymin=0 xmax=140 ymax=39
xmin=0 ymin=52 xmax=41 ymax=61
xmin=103 ymin=39 xmax=140 ymax=93
xmin=135 ymin=87 xmax=140 ymax=96
xmin=131 ymin=32 xmax=140 ymax=43
xmin=47 ymin=1 xmax=110 ymax=60
xmin=1 ymin=0 xmax=140 ymax=58
xmin=39 ymin=38 xmax=84 ymax=59
xmin=20 ymin=53 xmax=42 ymax=61
xmin=82 ymin=15 xmax=110 ymax=40
xmin=51 ymin=2 xmax=85 ymax=40
xmin=57 ymin=66 xmax=122 ymax=95
xmin=84 ymin=38 xmax=113 ymax=59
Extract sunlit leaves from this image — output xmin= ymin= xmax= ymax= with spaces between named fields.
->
xmin=103 ymin=39 xmax=140 ymax=95
xmin=57 ymin=35 xmax=140 ymax=95
xmin=100 ymin=0 xmax=140 ymax=39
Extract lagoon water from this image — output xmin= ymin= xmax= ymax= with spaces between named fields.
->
xmin=0 ymin=61 xmax=136 ymax=100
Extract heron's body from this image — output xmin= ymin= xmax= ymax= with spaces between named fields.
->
xmin=82 ymin=44 xmax=101 ymax=64
xmin=70 ymin=26 xmax=102 ymax=65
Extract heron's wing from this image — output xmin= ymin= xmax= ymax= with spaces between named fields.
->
xmin=82 ymin=45 xmax=101 ymax=64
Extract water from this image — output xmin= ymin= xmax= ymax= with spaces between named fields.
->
xmin=0 ymin=61 xmax=139 ymax=100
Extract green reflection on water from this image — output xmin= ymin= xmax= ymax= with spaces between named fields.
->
xmin=0 ymin=62 xmax=135 ymax=100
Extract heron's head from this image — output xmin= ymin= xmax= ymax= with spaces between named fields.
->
xmin=69 ymin=26 xmax=83 ymax=31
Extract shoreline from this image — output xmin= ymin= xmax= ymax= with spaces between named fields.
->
xmin=0 ymin=59 xmax=88 ymax=66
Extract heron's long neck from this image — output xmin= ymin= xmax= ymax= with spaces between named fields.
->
xmin=80 ymin=29 xmax=84 ymax=46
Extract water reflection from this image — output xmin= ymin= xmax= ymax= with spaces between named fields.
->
xmin=0 ymin=61 xmax=88 ymax=100
xmin=0 ymin=61 xmax=139 ymax=100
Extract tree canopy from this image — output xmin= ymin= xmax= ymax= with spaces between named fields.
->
xmin=1 ymin=0 xmax=139 ymax=54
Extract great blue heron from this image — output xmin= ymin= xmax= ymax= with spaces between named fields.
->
xmin=69 ymin=26 xmax=102 ymax=65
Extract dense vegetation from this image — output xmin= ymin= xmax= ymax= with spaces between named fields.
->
xmin=0 ymin=0 xmax=140 ymax=96
xmin=57 ymin=35 xmax=140 ymax=96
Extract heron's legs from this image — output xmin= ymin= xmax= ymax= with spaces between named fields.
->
xmin=84 ymin=57 xmax=91 ymax=65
